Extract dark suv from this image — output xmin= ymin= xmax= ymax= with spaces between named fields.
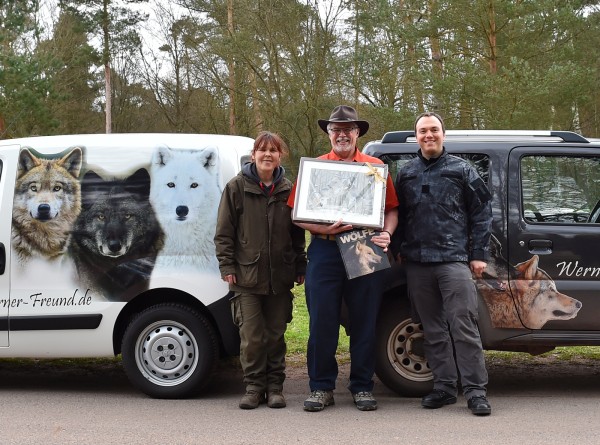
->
xmin=364 ymin=130 xmax=600 ymax=396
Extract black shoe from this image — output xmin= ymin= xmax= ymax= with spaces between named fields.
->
xmin=468 ymin=395 xmax=492 ymax=416
xmin=421 ymin=389 xmax=457 ymax=409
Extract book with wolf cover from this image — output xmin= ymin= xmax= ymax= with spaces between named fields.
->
xmin=336 ymin=228 xmax=391 ymax=280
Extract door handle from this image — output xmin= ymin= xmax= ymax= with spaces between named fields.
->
xmin=528 ymin=239 xmax=552 ymax=255
xmin=0 ymin=243 xmax=4 ymax=275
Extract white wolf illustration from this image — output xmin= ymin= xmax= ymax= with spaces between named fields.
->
xmin=149 ymin=145 xmax=221 ymax=275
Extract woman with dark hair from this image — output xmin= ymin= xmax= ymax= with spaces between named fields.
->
xmin=215 ymin=131 xmax=306 ymax=409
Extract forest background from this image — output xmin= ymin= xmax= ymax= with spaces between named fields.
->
xmin=2 ymin=0 xmax=600 ymax=178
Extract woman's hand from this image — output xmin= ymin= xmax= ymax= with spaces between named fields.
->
xmin=222 ymin=274 xmax=237 ymax=284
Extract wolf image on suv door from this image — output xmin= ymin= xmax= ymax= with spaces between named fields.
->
xmin=477 ymin=237 xmax=582 ymax=329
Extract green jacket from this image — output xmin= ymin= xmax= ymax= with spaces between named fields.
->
xmin=214 ymin=166 xmax=306 ymax=295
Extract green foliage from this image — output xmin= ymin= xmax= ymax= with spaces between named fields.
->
xmin=286 ymin=282 xmax=351 ymax=357
xmin=2 ymin=0 xmax=600 ymax=139
xmin=485 ymin=347 xmax=600 ymax=363
xmin=286 ymin=234 xmax=350 ymax=356
xmin=0 ymin=1 xmax=58 ymax=137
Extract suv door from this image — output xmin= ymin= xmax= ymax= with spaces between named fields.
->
xmin=507 ymin=145 xmax=600 ymax=330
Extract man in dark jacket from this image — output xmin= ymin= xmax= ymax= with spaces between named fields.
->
xmin=393 ymin=112 xmax=493 ymax=416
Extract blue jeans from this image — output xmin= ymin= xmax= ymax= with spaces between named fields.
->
xmin=305 ymin=237 xmax=384 ymax=393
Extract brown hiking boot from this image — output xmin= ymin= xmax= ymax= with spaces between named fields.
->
xmin=267 ymin=390 xmax=286 ymax=408
xmin=239 ymin=391 xmax=265 ymax=409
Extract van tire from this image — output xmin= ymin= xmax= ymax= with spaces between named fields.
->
xmin=375 ymin=296 xmax=433 ymax=397
xmin=121 ymin=303 xmax=218 ymax=399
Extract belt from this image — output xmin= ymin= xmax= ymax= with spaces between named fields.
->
xmin=312 ymin=234 xmax=337 ymax=241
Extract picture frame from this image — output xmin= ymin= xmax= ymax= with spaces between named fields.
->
xmin=292 ymin=157 xmax=388 ymax=229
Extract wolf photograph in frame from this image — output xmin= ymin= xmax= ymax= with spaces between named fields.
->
xmin=292 ymin=157 xmax=388 ymax=229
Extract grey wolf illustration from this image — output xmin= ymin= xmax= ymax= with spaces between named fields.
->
xmin=149 ymin=145 xmax=221 ymax=274
xmin=343 ymin=239 xmax=382 ymax=278
xmin=308 ymin=175 xmax=350 ymax=210
xmin=69 ymin=168 xmax=164 ymax=301
xmin=12 ymin=147 xmax=83 ymax=266
xmin=477 ymin=238 xmax=582 ymax=329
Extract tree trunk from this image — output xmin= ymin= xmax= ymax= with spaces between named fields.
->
xmin=487 ymin=0 xmax=497 ymax=75
xmin=0 ymin=114 xmax=6 ymax=138
xmin=105 ymin=62 xmax=112 ymax=133
xmin=103 ymin=0 xmax=112 ymax=133
xmin=227 ymin=0 xmax=237 ymax=135
xmin=428 ymin=0 xmax=443 ymax=113
xmin=250 ymin=70 xmax=263 ymax=133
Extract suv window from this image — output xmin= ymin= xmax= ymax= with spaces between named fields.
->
xmin=521 ymin=155 xmax=600 ymax=224
xmin=382 ymin=153 xmax=490 ymax=185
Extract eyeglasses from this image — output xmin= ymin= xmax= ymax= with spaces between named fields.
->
xmin=328 ymin=127 xmax=358 ymax=135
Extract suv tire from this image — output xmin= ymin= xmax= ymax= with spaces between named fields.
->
xmin=375 ymin=296 xmax=433 ymax=397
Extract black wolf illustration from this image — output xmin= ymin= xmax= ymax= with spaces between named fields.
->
xmin=69 ymin=169 xmax=163 ymax=301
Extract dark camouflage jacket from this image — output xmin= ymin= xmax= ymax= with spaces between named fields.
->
xmin=393 ymin=149 xmax=492 ymax=263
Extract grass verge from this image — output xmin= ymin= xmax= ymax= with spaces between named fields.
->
xmin=286 ymin=283 xmax=350 ymax=358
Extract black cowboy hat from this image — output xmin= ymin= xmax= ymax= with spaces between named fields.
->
xmin=318 ymin=105 xmax=369 ymax=137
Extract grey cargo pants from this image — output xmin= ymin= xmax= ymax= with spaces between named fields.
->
xmin=405 ymin=261 xmax=488 ymax=399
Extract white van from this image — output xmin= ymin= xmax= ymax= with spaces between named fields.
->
xmin=0 ymin=133 xmax=253 ymax=398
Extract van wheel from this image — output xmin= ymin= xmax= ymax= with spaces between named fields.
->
xmin=375 ymin=296 xmax=433 ymax=397
xmin=121 ymin=303 xmax=218 ymax=399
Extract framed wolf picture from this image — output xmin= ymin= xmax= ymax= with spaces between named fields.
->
xmin=292 ymin=157 xmax=388 ymax=229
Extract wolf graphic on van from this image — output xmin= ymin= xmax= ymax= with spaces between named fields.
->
xmin=69 ymin=168 xmax=164 ymax=301
xmin=149 ymin=145 xmax=221 ymax=275
xmin=476 ymin=237 xmax=582 ymax=329
xmin=11 ymin=147 xmax=83 ymax=267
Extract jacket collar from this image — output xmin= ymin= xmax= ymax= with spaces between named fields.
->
xmin=417 ymin=147 xmax=446 ymax=166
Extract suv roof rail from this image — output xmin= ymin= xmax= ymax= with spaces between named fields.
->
xmin=380 ymin=130 xmax=589 ymax=144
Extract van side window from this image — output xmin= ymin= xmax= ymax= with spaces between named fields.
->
xmin=521 ymin=155 xmax=600 ymax=223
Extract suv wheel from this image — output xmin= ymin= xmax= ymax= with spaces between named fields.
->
xmin=121 ymin=303 xmax=218 ymax=399
xmin=375 ymin=296 xmax=433 ymax=397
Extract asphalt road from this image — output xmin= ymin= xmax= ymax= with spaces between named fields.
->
xmin=0 ymin=356 xmax=599 ymax=445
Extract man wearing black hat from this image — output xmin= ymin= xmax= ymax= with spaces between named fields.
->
xmin=287 ymin=105 xmax=399 ymax=411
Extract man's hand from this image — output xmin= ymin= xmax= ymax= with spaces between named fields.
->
xmin=372 ymin=230 xmax=392 ymax=252
xmin=295 ymin=219 xmax=353 ymax=235
xmin=470 ymin=260 xmax=487 ymax=278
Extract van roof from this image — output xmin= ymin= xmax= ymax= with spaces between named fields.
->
xmin=0 ymin=133 xmax=254 ymax=151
